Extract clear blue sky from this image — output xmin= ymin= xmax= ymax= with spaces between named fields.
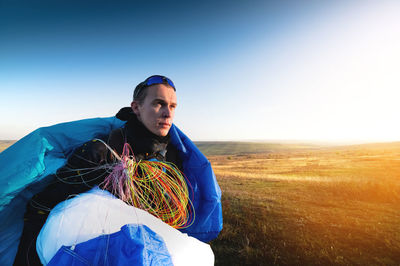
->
xmin=1 ymin=0 xmax=400 ymax=142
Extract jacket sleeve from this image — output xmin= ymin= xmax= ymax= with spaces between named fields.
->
xmin=56 ymin=139 xmax=111 ymax=188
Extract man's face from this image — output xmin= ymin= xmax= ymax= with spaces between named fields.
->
xmin=131 ymin=84 xmax=177 ymax=137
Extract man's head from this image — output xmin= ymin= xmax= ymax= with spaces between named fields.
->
xmin=131 ymin=75 xmax=177 ymax=137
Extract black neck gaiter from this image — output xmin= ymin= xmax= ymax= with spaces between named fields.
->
xmin=116 ymin=107 xmax=170 ymax=159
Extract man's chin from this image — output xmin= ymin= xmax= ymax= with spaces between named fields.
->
xmin=155 ymin=128 xmax=170 ymax=137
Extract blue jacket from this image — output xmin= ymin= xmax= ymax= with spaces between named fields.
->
xmin=0 ymin=117 xmax=222 ymax=265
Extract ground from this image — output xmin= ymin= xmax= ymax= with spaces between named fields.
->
xmin=201 ymin=142 xmax=400 ymax=265
xmin=2 ymin=140 xmax=400 ymax=265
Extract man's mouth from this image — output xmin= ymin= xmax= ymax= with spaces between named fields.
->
xmin=159 ymin=122 xmax=171 ymax=128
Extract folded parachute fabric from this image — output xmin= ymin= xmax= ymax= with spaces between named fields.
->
xmin=37 ymin=187 xmax=214 ymax=266
xmin=0 ymin=116 xmax=222 ymax=265
xmin=0 ymin=117 xmax=125 ymax=266
xmin=47 ymin=224 xmax=174 ymax=266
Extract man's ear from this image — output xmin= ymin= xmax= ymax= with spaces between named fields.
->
xmin=131 ymin=101 xmax=140 ymax=116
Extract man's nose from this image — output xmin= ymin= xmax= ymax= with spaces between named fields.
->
xmin=163 ymin=107 xmax=172 ymax=118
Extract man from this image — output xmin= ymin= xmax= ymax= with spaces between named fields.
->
xmin=13 ymin=75 xmax=222 ymax=265
xmin=132 ymin=75 xmax=177 ymax=137
xmin=106 ymin=75 xmax=181 ymax=164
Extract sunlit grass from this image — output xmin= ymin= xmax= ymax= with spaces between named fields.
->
xmin=0 ymin=140 xmax=16 ymax=153
xmin=209 ymin=143 xmax=400 ymax=265
xmin=2 ymin=140 xmax=399 ymax=264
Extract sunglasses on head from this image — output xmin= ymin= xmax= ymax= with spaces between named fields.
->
xmin=145 ymin=75 xmax=175 ymax=89
xmin=134 ymin=75 xmax=176 ymax=99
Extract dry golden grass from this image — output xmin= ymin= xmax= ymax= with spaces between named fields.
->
xmin=0 ymin=140 xmax=16 ymax=153
xmin=209 ymin=143 xmax=400 ymax=265
xmin=2 ymin=140 xmax=399 ymax=264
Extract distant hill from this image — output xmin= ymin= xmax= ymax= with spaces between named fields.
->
xmin=1 ymin=140 xmax=320 ymax=155
xmin=193 ymin=141 xmax=321 ymax=156
xmin=194 ymin=141 xmax=400 ymax=156
xmin=0 ymin=140 xmax=16 ymax=153
xmin=343 ymin=141 xmax=400 ymax=151
xmin=3 ymin=139 xmax=399 ymax=156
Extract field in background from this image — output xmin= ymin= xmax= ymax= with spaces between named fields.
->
xmin=2 ymin=140 xmax=400 ymax=265
xmin=0 ymin=140 xmax=16 ymax=153
xmin=203 ymin=142 xmax=400 ymax=265
xmin=194 ymin=141 xmax=321 ymax=156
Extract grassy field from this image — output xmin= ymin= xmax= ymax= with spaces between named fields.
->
xmin=2 ymin=140 xmax=400 ymax=265
xmin=194 ymin=141 xmax=321 ymax=156
xmin=0 ymin=140 xmax=16 ymax=153
xmin=205 ymin=142 xmax=400 ymax=265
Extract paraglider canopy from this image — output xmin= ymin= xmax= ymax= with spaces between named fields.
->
xmin=0 ymin=116 xmax=222 ymax=265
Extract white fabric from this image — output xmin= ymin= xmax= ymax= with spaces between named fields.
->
xmin=36 ymin=187 xmax=214 ymax=266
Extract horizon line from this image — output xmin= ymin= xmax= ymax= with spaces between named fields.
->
xmin=2 ymin=138 xmax=400 ymax=146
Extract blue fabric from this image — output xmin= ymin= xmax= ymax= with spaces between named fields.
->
xmin=48 ymin=224 xmax=173 ymax=266
xmin=0 ymin=116 xmax=222 ymax=265
xmin=169 ymin=126 xmax=223 ymax=242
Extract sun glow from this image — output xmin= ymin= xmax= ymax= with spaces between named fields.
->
xmin=246 ymin=1 xmax=400 ymax=142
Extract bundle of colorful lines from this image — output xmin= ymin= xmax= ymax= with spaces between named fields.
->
xmin=101 ymin=142 xmax=194 ymax=229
